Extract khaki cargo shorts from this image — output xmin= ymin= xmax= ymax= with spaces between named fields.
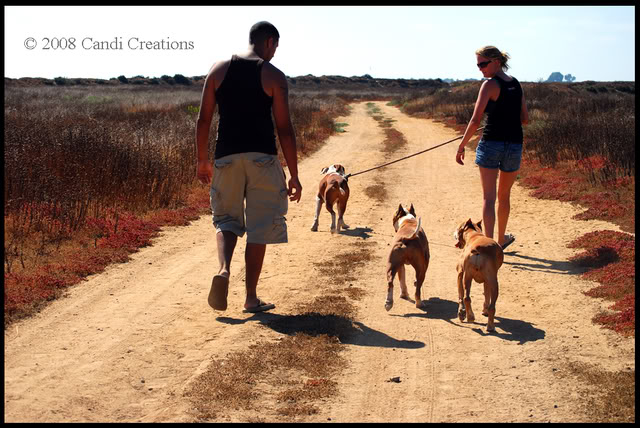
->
xmin=210 ymin=152 xmax=288 ymax=244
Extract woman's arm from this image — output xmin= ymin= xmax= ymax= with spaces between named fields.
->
xmin=456 ymin=79 xmax=498 ymax=165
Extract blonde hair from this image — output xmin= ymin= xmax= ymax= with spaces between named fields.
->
xmin=476 ymin=45 xmax=511 ymax=71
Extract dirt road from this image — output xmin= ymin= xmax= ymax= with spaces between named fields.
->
xmin=4 ymin=102 xmax=634 ymax=422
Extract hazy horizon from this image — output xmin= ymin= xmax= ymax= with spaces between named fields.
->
xmin=5 ymin=73 xmax=635 ymax=84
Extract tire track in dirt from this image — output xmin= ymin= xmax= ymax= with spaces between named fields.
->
xmin=319 ymin=103 xmax=445 ymax=422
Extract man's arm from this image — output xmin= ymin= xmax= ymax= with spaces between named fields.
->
xmin=195 ymin=66 xmax=217 ymax=185
xmin=271 ymin=68 xmax=302 ymax=202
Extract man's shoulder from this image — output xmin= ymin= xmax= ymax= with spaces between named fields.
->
xmin=263 ymin=62 xmax=287 ymax=86
xmin=207 ymin=59 xmax=232 ymax=82
xmin=262 ymin=62 xmax=286 ymax=84
xmin=211 ymin=58 xmax=232 ymax=73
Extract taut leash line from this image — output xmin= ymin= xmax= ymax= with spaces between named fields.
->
xmin=345 ymin=126 xmax=484 ymax=180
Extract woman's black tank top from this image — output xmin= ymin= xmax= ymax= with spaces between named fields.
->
xmin=482 ymin=75 xmax=523 ymax=143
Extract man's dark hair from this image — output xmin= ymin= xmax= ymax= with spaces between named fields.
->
xmin=249 ymin=21 xmax=280 ymax=45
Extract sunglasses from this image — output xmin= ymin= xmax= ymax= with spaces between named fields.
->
xmin=477 ymin=60 xmax=492 ymax=69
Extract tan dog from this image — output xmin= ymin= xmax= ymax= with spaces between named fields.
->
xmin=385 ymin=204 xmax=430 ymax=311
xmin=453 ymin=219 xmax=504 ymax=332
xmin=310 ymin=164 xmax=350 ymax=234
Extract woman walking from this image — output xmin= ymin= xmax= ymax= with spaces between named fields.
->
xmin=456 ymin=45 xmax=528 ymax=250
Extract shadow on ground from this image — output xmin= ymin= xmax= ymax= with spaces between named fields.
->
xmin=340 ymin=226 xmax=374 ymax=239
xmin=217 ymin=312 xmax=425 ymax=349
xmin=393 ymin=296 xmax=546 ymax=345
xmin=503 ymin=251 xmax=587 ymax=275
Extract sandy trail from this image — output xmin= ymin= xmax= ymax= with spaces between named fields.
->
xmin=4 ymin=101 xmax=634 ymax=422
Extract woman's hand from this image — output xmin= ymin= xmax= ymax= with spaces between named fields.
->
xmin=456 ymin=147 xmax=465 ymax=165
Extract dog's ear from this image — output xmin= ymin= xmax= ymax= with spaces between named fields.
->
xmin=476 ymin=220 xmax=483 ymax=231
xmin=453 ymin=226 xmax=464 ymax=248
xmin=465 ymin=218 xmax=474 ymax=229
xmin=397 ymin=204 xmax=405 ymax=215
xmin=338 ymin=164 xmax=345 ymax=174
xmin=320 ymin=167 xmax=328 ymax=174
xmin=409 ymin=204 xmax=416 ymax=216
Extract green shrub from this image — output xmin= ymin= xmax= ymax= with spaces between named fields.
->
xmin=173 ymin=74 xmax=191 ymax=85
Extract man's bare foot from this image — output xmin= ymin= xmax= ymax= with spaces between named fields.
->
xmin=208 ymin=274 xmax=229 ymax=311
xmin=243 ymin=299 xmax=275 ymax=313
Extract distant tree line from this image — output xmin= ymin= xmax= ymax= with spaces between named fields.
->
xmin=50 ymin=74 xmax=195 ymax=86
xmin=546 ymin=72 xmax=576 ymax=83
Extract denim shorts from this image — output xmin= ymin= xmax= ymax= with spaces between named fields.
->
xmin=475 ymin=139 xmax=523 ymax=172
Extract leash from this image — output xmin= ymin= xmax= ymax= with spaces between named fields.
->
xmin=345 ymin=126 xmax=484 ymax=180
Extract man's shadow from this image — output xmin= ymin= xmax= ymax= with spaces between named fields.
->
xmin=216 ymin=311 xmax=424 ymax=349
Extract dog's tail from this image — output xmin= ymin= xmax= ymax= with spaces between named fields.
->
xmin=339 ymin=180 xmax=347 ymax=196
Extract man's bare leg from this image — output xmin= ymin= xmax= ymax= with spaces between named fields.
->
xmin=244 ymin=242 xmax=266 ymax=310
xmin=208 ymin=230 xmax=238 ymax=310
xmin=216 ymin=230 xmax=238 ymax=277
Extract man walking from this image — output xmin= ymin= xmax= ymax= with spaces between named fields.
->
xmin=196 ymin=21 xmax=302 ymax=313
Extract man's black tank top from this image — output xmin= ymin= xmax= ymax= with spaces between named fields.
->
xmin=214 ymin=55 xmax=277 ymax=159
xmin=482 ymin=76 xmax=523 ymax=144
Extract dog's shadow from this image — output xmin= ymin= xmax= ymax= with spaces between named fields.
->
xmin=216 ymin=312 xmax=424 ymax=349
xmin=468 ymin=316 xmax=546 ymax=344
xmin=392 ymin=297 xmax=459 ymax=322
xmin=339 ymin=226 xmax=374 ymax=239
xmin=391 ymin=297 xmax=545 ymax=345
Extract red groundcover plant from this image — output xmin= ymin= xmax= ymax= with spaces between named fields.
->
xmin=4 ymin=203 xmax=206 ymax=327
xmin=568 ymin=230 xmax=635 ymax=336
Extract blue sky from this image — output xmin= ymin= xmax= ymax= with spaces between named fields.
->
xmin=4 ymin=5 xmax=635 ymax=82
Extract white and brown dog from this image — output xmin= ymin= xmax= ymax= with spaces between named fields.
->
xmin=310 ymin=164 xmax=350 ymax=234
xmin=385 ymin=204 xmax=430 ymax=311
xmin=453 ymin=219 xmax=504 ymax=332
